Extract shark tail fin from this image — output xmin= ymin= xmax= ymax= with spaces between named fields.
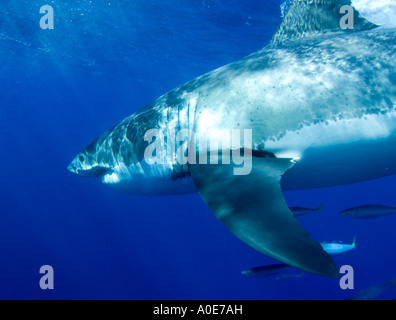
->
xmin=317 ymin=202 xmax=323 ymax=212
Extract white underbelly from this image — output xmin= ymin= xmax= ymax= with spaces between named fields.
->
xmin=267 ymin=111 xmax=396 ymax=190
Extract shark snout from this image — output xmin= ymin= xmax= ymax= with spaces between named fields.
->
xmin=67 ymin=154 xmax=112 ymax=178
xmin=67 ymin=161 xmax=79 ymax=175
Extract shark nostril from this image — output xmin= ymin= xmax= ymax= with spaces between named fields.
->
xmin=79 ymin=155 xmax=85 ymax=162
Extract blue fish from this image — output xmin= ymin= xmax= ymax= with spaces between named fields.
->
xmin=276 ymin=272 xmax=304 ymax=281
xmin=349 ymin=276 xmax=396 ymax=300
xmin=340 ymin=205 xmax=396 ymax=219
xmin=290 ymin=203 xmax=323 ymax=217
xmin=242 ymin=264 xmax=291 ymax=278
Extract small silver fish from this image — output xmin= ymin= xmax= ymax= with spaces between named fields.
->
xmin=320 ymin=236 xmax=356 ymax=256
xmin=349 ymin=276 xmax=396 ymax=300
xmin=289 ymin=203 xmax=323 ymax=217
xmin=340 ymin=205 xmax=396 ymax=219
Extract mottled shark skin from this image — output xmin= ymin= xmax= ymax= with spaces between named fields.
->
xmin=68 ymin=0 xmax=396 ymax=277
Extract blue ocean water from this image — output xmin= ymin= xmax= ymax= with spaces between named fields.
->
xmin=1 ymin=0 xmax=396 ymax=300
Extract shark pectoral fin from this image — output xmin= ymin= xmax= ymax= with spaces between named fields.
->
xmin=190 ymin=156 xmax=339 ymax=278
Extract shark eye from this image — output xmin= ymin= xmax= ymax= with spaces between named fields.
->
xmin=79 ymin=155 xmax=85 ymax=162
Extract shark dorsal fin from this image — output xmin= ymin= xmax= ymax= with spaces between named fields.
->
xmin=271 ymin=0 xmax=378 ymax=45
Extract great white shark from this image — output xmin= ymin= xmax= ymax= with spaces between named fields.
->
xmin=68 ymin=0 xmax=396 ymax=277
